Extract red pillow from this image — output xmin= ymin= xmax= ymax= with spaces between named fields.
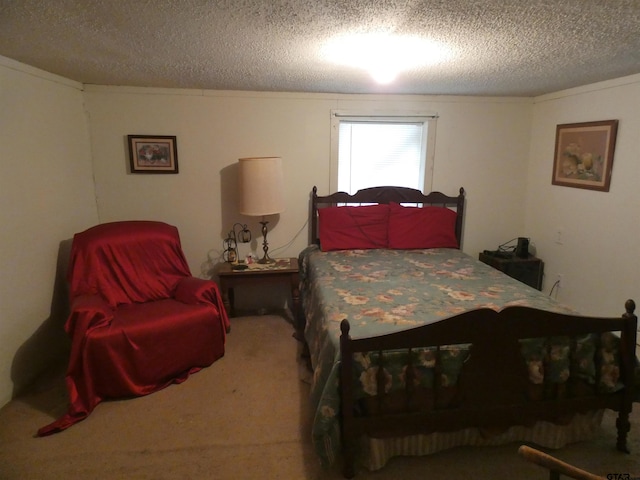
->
xmin=318 ymin=204 xmax=390 ymax=251
xmin=388 ymin=202 xmax=459 ymax=249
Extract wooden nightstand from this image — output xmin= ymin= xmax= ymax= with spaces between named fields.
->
xmin=478 ymin=252 xmax=544 ymax=290
xmin=217 ymin=257 xmax=301 ymax=325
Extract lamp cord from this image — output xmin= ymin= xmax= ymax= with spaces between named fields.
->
xmin=269 ymin=218 xmax=309 ymax=257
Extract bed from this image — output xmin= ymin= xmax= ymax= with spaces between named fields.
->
xmin=298 ymin=185 xmax=637 ymax=478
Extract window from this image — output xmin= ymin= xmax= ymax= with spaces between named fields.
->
xmin=330 ymin=111 xmax=437 ymax=194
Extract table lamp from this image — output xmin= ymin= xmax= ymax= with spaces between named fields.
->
xmin=238 ymin=156 xmax=285 ymax=264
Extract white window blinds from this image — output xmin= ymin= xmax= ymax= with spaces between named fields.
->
xmin=336 ymin=119 xmax=430 ymax=194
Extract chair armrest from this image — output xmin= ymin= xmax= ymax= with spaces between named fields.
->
xmin=175 ymin=277 xmax=219 ymax=305
xmin=65 ymin=294 xmax=114 ymax=338
xmin=175 ymin=277 xmax=230 ymax=332
xmin=70 ymin=293 xmax=111 ymax=311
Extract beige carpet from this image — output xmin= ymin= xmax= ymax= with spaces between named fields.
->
xmin=1 ymin=314 xmax=638 ymax=479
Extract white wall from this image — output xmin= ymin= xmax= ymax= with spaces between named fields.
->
xmin=0 ymin=57 xmax=99 ymax=406
xmin=84 ymin=88 xmax=534 ymax=275
xmin=526 ymin=74 xmax=640 ymax=315
xmin=84 ymin=88 xmax=334 ymax=280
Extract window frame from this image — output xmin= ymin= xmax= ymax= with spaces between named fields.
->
xmin=329 ymin=110 xmax=438 ymax=194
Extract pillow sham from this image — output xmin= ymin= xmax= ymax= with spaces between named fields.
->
xmin=388 ymin=202 xmax=459 ymax=249
xmin=318 ymin=204 xmax=390 ymax=251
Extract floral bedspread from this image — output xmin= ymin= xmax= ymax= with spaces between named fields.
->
xmin=298 ymin=246 xmax=622 ymax=467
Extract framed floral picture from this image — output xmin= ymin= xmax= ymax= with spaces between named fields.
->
xmin=128 ymin=135 xmax=179 ymax=174
xmin=551 ymin=120 xmax=618 ymax=192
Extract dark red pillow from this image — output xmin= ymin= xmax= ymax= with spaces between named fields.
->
xmin=318 ymin=204 xmax=390 ymax=251
xmin=388 ymin=202 xmax=459 ymax=249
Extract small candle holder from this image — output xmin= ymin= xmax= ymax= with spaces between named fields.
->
xmin=223 ymin=223 xmax=252 ymax=263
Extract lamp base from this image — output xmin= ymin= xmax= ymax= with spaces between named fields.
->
xmin=258 ymin=220 xmax=275 ymax=264
xmin=257 ymin=255 xmax=275 ymax=264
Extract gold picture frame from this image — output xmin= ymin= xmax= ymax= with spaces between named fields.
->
xmin=128 ymin=135 xmax=178 ymax=174
xmin=552 ymin=120 xmax=618 ymax=192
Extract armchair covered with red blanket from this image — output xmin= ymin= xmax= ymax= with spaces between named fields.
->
xmin=38 ymin=220 xmax=229 ymax=436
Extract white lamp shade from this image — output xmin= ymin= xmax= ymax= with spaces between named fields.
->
xmin=238 ymin=157 xmax=285 ymax=216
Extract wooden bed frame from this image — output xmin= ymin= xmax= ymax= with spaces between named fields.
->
xmin=309 ymin=186 xmax=637 ymax=478
xmin=310 ymin=185 xmax=466 ymax=247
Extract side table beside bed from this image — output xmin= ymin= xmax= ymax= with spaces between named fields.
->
xmin=217 ymin=257 xmax=301 ymax=330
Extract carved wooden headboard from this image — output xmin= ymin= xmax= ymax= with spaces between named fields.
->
xmin=309 ymin=185 xmax=465 ymax=247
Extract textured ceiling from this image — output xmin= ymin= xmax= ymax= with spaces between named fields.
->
xmin=1 ymin=0 xmax=640 ymax=96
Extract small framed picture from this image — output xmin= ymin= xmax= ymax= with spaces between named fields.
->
xmin=127 ymin=135 xmax=179 ymax=174
xmin=551 ymin=120 xmax=618 ymax=192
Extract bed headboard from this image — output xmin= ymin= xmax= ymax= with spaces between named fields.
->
xmin=310 ymin=185 xmax=465 ymax=247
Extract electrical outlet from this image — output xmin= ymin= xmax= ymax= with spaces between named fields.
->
xmin=555 ymin=228 xmax=564 ymax=245
xmin=556 ymin=274 xmax=564 ymax=288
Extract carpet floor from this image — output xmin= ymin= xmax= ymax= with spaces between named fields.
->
xmin=0 ymin=314 xmax=638 ymax=479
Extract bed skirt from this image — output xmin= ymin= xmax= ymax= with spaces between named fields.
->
xmin=359 ymin=410 xmax=604 ymax=471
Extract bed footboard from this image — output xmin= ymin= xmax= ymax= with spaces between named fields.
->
xmin=339 ymin=300 xmax=637 ymax=478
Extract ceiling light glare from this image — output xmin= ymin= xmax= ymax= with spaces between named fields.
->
xmin=322 ymin=33 xmax=451 ymax=84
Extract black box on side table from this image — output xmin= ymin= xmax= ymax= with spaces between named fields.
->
xmin=478 ymin=252 xmax=544 ymax=290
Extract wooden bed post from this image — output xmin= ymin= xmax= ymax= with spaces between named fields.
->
xmin=616 ymin=299 xmax=637 ymax=453
xmin=340 ymin=319 xmax=356 ymax=479
xmin=310 ymin=186 xmax=319 ymax=246
xmin=455 ymin=187 xmax=465 ymax=249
